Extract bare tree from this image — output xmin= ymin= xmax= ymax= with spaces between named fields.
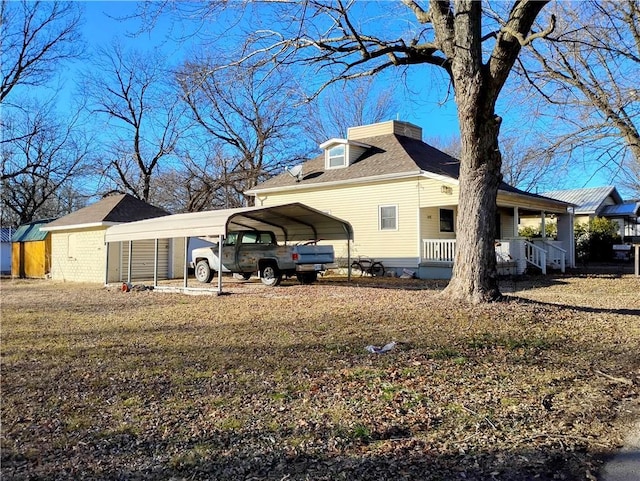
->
xmin=302 ymin=78 xmax=398 ymax=145
xmin=178 ymin=58 xmax=307 ymax=207
xmin=0 ymin=0 xmax=83 ymax=104
xmin=82 ymin=44 xmax=184 ymax=202
xmin=520 ymin=0 xmax=640 ymax=195
xmin=1 ymin=100 xmax=90 ymax=224
xmin=0 ymin=0 xmax=85 ymax=202
xmin=149 ymin=147 xmax=242 ymax=212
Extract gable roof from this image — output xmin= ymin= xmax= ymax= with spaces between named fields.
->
xmin=541 ymin=186 xmax=622 ymax=215
xmin=247 ymin=132 xmax=569 ymax=209
xmin=12 ymin=219 xmax=57 ymax=242
xmin=249 ymin=133 xmax=463 ymax=193
xmin=42 ymin=194 xmax=170 ymax=232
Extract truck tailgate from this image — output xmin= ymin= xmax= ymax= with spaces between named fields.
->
xmin=295 ymin=245 xmax=334 ymax=264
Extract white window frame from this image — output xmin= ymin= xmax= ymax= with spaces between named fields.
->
xmin=326 ymin=145 xmax=347 ymax=169
xmin=379 ymin=205 xmax=398 ymax=231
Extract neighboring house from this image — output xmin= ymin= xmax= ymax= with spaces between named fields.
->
xmin=11 ymin=219 xmax=55 ymax=278
xmin=1 ymin=227 xmax=14 ymax=275
xmin=40 ymin=194 xmax=171 ymax=283
xmin=247 ymin=120 xmax=574 ymax=279
xmin=542 ymin=186 xmax=640 ymax=242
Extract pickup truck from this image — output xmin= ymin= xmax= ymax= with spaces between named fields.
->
xmin=190 ymin=230 xmax=335 ymax=286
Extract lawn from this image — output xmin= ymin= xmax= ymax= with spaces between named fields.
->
xmin=2 ymin=273 xmax=639 ymax=480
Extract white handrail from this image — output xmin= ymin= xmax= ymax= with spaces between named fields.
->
xmin=524 ymin=241 xmax=547 ymax=274
xmin=543 ymin=241 xmax=566 ymax=273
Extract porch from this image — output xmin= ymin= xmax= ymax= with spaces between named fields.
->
xmin=419 ymin=238 xmax=568 ymax=279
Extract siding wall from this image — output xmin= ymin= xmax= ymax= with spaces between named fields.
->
xmin=257 ymin=177 xmax=430 ymax=269
xmin=50 ymin=228 xmax=108 ymax=282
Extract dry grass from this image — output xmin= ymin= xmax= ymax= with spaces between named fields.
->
xmin=1 ymin=272 xmax=639 ymax=480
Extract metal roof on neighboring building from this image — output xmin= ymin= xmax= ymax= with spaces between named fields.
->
xmin=12 ymin=219 xmax=57 ymax=242
xmin=600 ymin=201 xmax=640 ymax=218
xmin=541 ymin=186 xmax=622 ymax=215
xmin=1 ymin=227 xmax=15 ymax=243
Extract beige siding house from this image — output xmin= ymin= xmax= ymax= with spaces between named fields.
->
xmin=41 ymin=194 xmax=172 ymax=283
xmin=247 ymin=120 xmax=574 ymax=279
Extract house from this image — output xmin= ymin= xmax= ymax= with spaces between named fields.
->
xmin=11 ymin=219 xmax=55 ymax=278
xmin=246 ymin=120 xmax=575 ymax=279
xmin=1 ymin=227 xmax=14 ymax=275
xmin=541 ymin=186 xmax=640 ymax=242
xmin=40 ymin=194 xmax=170 ymax=283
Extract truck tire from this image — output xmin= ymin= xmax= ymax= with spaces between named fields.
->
xmin=296 ymin=272 xmax=317 ymax=284
xmin=195 ymin=259 xmax=214 ymax=283
xmin=260 ymin=264 xmax=282 ymax=287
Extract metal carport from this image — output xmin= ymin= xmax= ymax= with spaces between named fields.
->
xmin=104 ymin=202 xmax=354 ymax=293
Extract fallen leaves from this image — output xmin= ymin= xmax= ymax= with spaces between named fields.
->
xmin=1 ymin=274 xmax=639 ymax=480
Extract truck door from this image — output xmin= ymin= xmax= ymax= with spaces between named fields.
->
xmin=236 ymin=232 xmax=277 ymax=272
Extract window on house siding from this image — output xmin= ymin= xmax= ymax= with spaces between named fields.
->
xmin=440 ymin=209 xmax=455 ymax=232
xmin=379 ymin=205 xmax=398 ymax=230
xmin=327 ymin=145 xmax=346 ymax=168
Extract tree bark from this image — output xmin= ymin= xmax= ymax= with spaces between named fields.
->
xmin=443 ymin=111 xmax=503 ymax=302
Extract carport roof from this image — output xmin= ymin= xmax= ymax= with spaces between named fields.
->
xmin=104 ymin=203 xmax=354 ymax=243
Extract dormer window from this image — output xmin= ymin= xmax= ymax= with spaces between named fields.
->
xmin=328 ymin=145 xmax=346 ymax=168
xmin=320 ymin=138 xmax=370 ymax=170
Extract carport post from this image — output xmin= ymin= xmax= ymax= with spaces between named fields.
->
xmin=183 ymin=237 xmax=189 ymax=289
xmin=104 ymin=241 xmax=110 ymax=285
xmin=153 ymin=238 xmax=158 ymax=287
xmin=127 ymin=241 xmax=133 ymax=283
xmin=635 ymin=244 xmax=639 ymax=277
xmin=217 ymin=234 xmax=224 ymax=294
xmin=347 ymin=239 xmax=351 ymax=282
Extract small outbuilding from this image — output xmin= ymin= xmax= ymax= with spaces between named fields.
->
xmin=41 ymin=194 xmax=169 ymax=283
xmin=11 ymin=219 xmax=55 ymax=278
xmin=1 ymin=227 xmax=15 ymax=275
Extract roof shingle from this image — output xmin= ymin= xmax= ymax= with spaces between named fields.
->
xmin=43 ymin=194 xmax=169 ymax=229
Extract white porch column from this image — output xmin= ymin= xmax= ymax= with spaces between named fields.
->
xmin=540 ymin=211 xmax=546 ymax=238
xmin=513 ymin=207 xmax=519 ymax=238
xmin=557 ymin=210 xmax=575 ymax=268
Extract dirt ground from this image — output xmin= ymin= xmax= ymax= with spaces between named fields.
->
xmin=2 ymin=269 xmax=639 ymax=480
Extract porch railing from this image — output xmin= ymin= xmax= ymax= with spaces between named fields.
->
xmin=422 ymin=239 xmax=456 ymax=262
xmin=423 ymin=238 xmax=566 ymax=275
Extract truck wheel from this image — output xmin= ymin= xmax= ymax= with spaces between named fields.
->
xmin=260 ymin=264 xmax=282 ymax=287
xmin=296 ymin=272 xmax=317 ymax=284
xmin=195 ymin=260 xmax=214 ymax=283
xmin=241 ymin=272 xmax=252 ymax=280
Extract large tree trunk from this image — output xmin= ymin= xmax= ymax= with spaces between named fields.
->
xmin=443 ymin=111 xmax=503 ymax=302
xmin=440 ymin=0 xmax=503 ymax=302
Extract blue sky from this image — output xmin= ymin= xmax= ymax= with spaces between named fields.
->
xmin=70 ymin=1 xmax=628 ymax=197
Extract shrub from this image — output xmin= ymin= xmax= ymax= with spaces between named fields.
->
xmin=518 ymin=221 xmax=557 ymax=239
xmin=575 ymin=217 xmax=621 ymax=262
